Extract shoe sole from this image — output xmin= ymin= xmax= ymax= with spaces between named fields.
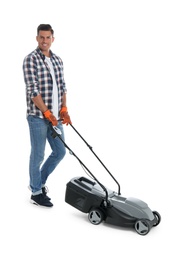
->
xmin=30 ymin=199 xmax=53 ymax=207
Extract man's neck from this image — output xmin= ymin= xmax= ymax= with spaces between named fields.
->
xmin=37 ymin=47 xmax=52 ymax=58
xmin=41 ymin=50 xmax=50 ymax=57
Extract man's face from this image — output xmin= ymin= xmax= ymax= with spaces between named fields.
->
xmin=36 ymin=30 xmax=54 ymax=53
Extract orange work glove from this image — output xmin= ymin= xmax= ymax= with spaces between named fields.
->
xmin=43 ymin=110 xmax=58 ymax=126
xmin=60 ymin=106 xmax=72 ymax=125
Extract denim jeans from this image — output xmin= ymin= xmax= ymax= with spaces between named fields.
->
xmin=27 ymin=115 xmax=66 ymax=195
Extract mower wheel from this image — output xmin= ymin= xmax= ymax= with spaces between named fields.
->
xmin=88 ymin=208 xmax=104 ymax=225
xmin=152 ymin=211 xmax=161 ymax=226
xmin=134 ymin=219 xmax=150 ymax=235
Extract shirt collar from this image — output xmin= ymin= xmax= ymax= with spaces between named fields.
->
xmin=36 ymin=47 xmax=54 ymax=60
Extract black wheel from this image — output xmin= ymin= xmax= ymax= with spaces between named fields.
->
xmin=88 ymin=208 xmax=104 ymax=225
xmin=134 ymin=219 xmax=150 ymax=235
xmin=152 ymin=211 xmax=161 ymax=226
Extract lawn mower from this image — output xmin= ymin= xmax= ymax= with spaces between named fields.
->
xmin=50 ymin=124 xmax=161 ymax=235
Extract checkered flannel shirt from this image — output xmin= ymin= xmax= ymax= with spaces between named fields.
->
xmin=23 ymin=47 xmax=67 ymax=119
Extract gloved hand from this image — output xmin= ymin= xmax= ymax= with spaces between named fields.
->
xmin=43 ymin=110 xmax=58 ymax=126
xmin=60 ymin=106 xmax=72 ymax=125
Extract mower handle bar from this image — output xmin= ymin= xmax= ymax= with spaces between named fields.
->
xmin=50 ymin=124 xmax=110 ymax=202
xmin=69 ymin=124 xmax=121 ymax=195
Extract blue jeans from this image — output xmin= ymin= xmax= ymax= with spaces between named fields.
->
xmin=27 ymin=115 xmax=66 ymax=195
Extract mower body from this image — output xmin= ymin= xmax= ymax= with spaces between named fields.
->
xmin=65 ymin=176 xmax=160 ymax=235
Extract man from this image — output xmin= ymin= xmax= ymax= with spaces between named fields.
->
xmin=23 ymin=24 xmax=72 ymax=207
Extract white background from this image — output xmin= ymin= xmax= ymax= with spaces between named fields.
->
xmin=1 ymin=0 xmax=182 ymax=259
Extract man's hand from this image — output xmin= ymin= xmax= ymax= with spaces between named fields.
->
xmin=43 ymin=110 xmax=58 ymax=126
xmin=60 ymin=106 xmax=72 ymax=125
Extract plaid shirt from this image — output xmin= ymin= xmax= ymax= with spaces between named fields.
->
xmin=23 ymin=47 xmax=67 ymax=118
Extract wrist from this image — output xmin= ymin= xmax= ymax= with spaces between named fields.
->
xmin=60 ymin=106 xmax=67 ymax=112
xmin=43 ymin=109 xmax=51 ymax=117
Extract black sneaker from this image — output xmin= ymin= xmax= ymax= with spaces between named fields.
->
xmin=30 ymin=193 xmax=53 ymax=207
xmin=42 ymin=186 xmax=51 ymax=200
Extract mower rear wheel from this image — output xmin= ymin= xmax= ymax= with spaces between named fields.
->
xmin=88 ymin=208 xmax=104 ymax=225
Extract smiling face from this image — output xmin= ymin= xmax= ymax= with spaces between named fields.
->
xmin=36 ymin=30 xmax=54 ymax=56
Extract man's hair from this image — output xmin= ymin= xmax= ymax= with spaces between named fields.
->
xmin=37 ymin=24 xmax=54 ymax=35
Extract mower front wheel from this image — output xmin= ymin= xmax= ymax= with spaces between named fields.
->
xmin=134 ymin=219 xmax=150 ymax=235
xmin=152 ymin=211 xmax=161 ymax=226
